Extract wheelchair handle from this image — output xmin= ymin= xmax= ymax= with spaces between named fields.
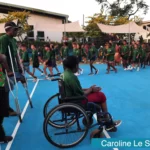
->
xmin=51 ymin=78 xmax=63 ymax=82
xmin=48 ymin=73 xmax=61 ymax=77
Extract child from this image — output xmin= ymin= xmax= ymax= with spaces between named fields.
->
xmin=43 ymin=44 xmax=54 ymax=80
xmin=20 ymin=44 xmax=37 ymax=82
xmin=31 ymin=44 xmax=44 ymax=76
xmin=72 ymin=42 xmax=83 ymax=76
xmin=130 ymin=44 xmax=140 ymax=71
xmin=88 ymin=43 xmax=99 ymax=75
xmin=105 ymin=43 xmax=117 ymax=74
xmin=140 ymin=43 xmax=146 ymax=68
xmin=121 ymin=40 xmax=129 ymax=70
xmin=50 ymin=44 xmax=60 ymax=74
xmin=62 ymin=56 xmax=121 ymax=130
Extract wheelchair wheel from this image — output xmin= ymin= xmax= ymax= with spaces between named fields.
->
xmin=43 ymin=94 xmax=59 ymax=118
xmin=43 ymin=103 xmax=89 ymax=148
xmin=43 ymin=94 xmax=76 ymax=128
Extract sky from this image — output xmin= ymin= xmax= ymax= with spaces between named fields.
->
xmin=0 ymin=0 xmax=150 ymax=25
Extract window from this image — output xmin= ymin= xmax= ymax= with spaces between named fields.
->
xmin=27 ymin=25 xmax=34 ymax=40
xmin=37 ymin=31 xmax=45 ymax=41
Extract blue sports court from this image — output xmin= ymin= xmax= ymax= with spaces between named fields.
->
xmin=1 ymin=64 xmax=150 ymax=150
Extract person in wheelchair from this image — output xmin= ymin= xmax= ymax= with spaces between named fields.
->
xmin=62 ymin=56 xmax=121 ymax=130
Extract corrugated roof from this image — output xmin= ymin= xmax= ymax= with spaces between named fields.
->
xmin=0 ymin=2 xmax=69 ymax=18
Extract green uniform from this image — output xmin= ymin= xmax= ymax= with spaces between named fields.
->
xmin=62 ymin=47 xmax=69 ymax=59
xmin=132 ymin=49 xmax=139 ymax=62
xmin=43 ymin=49 xmax=47 ymax=60
xmin=32 ymin=50 xmax=39 ymax=68
xmin=88 ymin=46 xmax=97 ymax=60
xmin=46 ymin=51 xmax=52 ymax=61
xmin=121 ymin=45 xmax=129 ymax=60
xmin=81 ymin=48 xmax=86 ymax=57
xmin=140 ymin=48 xmax=146 ymax=60
xmin=61 ymin=69 xmax=84 ymax=97
xmin=0 ymin=34 xmax=18 ymax=72
xmin=51 ymin=50 xmax=56 ymax=60
xmin=22 ymin=51 xmax=29 ymax=63
xmin=73 ymin=49 xmax=80 ymax=57
xmin=107 ymin=48 xmax=114 ymax=61
xmin=0 ymin=64 xmax=5 ymax=87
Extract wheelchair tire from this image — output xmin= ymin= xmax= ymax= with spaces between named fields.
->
xmin=43 ymin=94 xmax=59 ymax=118
xmin=43 ymin=103 xmax=89 ymax=148
xmin=43 ymin=94 xmax=76 ymax=128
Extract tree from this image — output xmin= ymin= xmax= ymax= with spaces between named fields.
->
xmin=95 ymin=0 xmax=149 ymax=19
xmin=0 ymin=11 xmax=31 ymax=39
xmin=85 ymin=13 xmax=132 ymax=37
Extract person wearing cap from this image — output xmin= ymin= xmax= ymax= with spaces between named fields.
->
xmin=0 ymin=21 xmax=22 ymax=143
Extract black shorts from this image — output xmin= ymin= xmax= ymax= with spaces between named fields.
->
xmin=52 ymin=60 xmax=57 ymax=67
xmin=90 ymin=56 xmax=96 ymax=61
xmin=46 ymin=60 xmax=53 ymax=67
xmin=33 ymin=63 xmax=39 ymax=68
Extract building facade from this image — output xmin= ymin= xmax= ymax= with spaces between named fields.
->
xmin=0 ymin=2 xmax=69 ymax=42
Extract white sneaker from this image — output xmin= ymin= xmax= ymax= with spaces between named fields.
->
xmin=29 ymin=75 xmax=32 ymax=77
xmin=33 ymin=78 xmax=37 ymax=82
xmin=41 ymin=73 xmax=44 ymax=76
xmin=80 ymin=69 xmax=83 ymax=75
xmin=74 ymin=73 xmax=80 ymax=76
xmin=130 ymin=67 xmax=133 ymax=70
xmin=124 ymin=68 xmax=127 ymax=71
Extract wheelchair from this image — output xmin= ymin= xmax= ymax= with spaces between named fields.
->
xmin=43 ymin=78 xmax=119 ymax=148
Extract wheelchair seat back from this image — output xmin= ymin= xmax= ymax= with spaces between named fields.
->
xmin=58 ymin=80 xmax=66 ymax=99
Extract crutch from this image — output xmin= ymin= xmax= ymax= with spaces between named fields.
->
xmin=7 ymin=46 xmax=22 ymax=122
xmin=16 ymin=48 xmax=33 ymax=108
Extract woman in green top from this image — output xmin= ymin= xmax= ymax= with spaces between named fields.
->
xmin=20 ymin=44 xmax=37 ymax=82
xmin=31 ymin=44 xmax=44 ymax=76
xmin=105 ymin=43 xmax=117 ymax=74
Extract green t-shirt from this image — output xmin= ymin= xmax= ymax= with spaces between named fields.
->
xmin=140 ymin=49 xmax=146 ymax=59
xmin=88 ymin=46 xmax=97 ymax=59
xmin=62 ymin=47 xmax=69 ymax=58
xmin=132 ymin=49 xmax=139 ymax=61
xmin=43 ymin=49 xmax=47 ymax=60
xmin=22 ymin=51 xmax=29 ymax=63
xmin=107 ymin=48 xmax=114 ymax=61
xmin=51 ymin=50 xmax=56 ymax=60
xmin=46 ymin=51 xmax=52 ymax=61
xmin=121 ymin=45 xmax=129 ymax=58
xmin=0 ymin=64 xmax=5 ymax=87
xmin=0 ymin=34 xmax=18 ymax=72
xmin=73 ymin=49 xmax=80 ymax=57
xmin=61 ymin=69 xmax=84 ymax=97
xmin=32 ymin=50 xmax=39 ymax=65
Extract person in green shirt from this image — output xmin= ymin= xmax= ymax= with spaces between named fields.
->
xmin=43 ymin=44 xmax=54 ymax=80
xmin=130 ymin=44 xmax=140 ymax=71
xmin=72 ymin=42 xmax=83 ymax=76
xmin=0 ymin=21 xmax=24 ymax=143
xmin=31 ymin=44 xmax=44 ymax=76
xmin=62 ymin=56 xmax=121 ymax=130
xmin=88 ymin=43 xmax=99 ymax=76
xmin=50 ymin=44 xmax=60 ymax=74
xmin=121 ymin=40 xmax=130 ymax=70
xmin=20 ymin=44 xmax=37 ymax=82
xmin=140 ymin=43 xmax=146 ymax=68
xmin=105 ymin=43 xmax=117 ymax=74
xmin=61 ymin=42 xmax=69 ymax=60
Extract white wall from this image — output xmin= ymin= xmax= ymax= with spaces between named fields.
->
xmin=28 ymin=13 xmax=63 ymax=42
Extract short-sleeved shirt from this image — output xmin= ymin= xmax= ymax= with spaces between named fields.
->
xmin=107 ymin=48 xmax=114 ymax=61
xmin=62 ymin=47 xmax=69 ymax=58
xmin=22 ymin=51 xmax=29 ymax=63
xmin=140 ymin=49 xmax=146 ymax=59
xmin=132 ymin=49 xmax=139 ymax=61
xmin=73 ymin=49 xmax=80 ymax=57
xmin=51 ymin=50 xmax=56 ymax=60
xmin=0 ymin=34 xmax=18 ymax=72
xmin=32 ymin=50 xmax=39 ymax=64
xmin=88 ymin=46 xmax=97 ymax=59
xmin=46 ymin=50 xmax=52 ymax=61
xmin=61 ymin=69 xmax=84 ymax=97
xmin=121 ymin=45 xmax=129 ymax=59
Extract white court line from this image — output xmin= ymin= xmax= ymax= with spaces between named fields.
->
xmin=27 ymin=79 xmax=45 ymax=81
xmin=5 ymin=79 xmax=39 ymax=150
xmin=93 ymin=114 xmax=119 ymax=150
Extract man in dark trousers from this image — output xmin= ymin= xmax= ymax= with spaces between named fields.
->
xmin=0 ymin=21 xmax=26 ymax=143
